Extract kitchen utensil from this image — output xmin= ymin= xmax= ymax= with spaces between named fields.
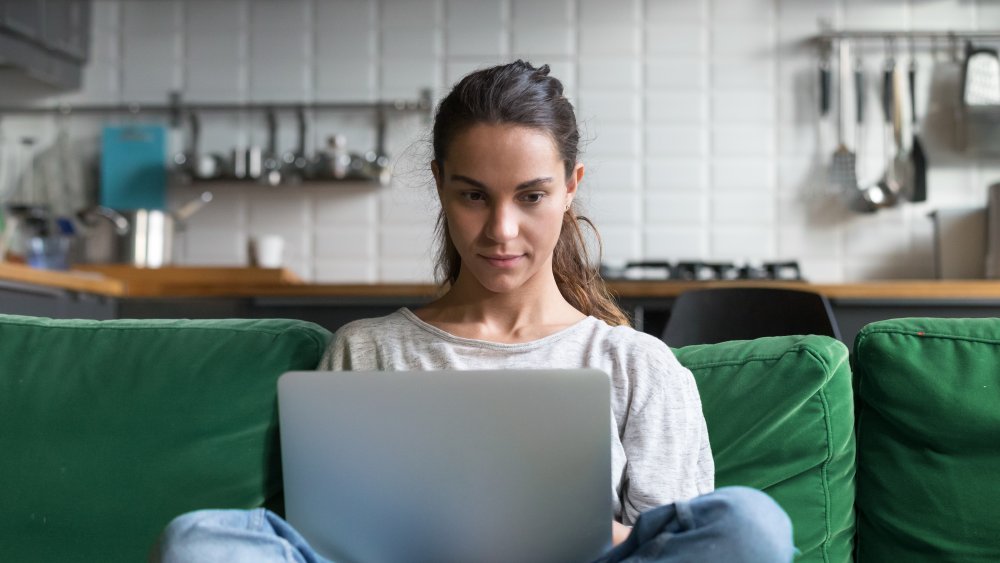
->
xmin=172 ymin=113 xmax=199 ymax=183
xmin=850 ymin=58 xmax=878 ymax=212
xmin=830 ymin=40 xmax=859 ymax=198
xmin=909 ymin=58 xmax=928 ymax=202
xmin=891 ymin=59 xmax=912 ymax=201
xmin=101 ymin=124 xmax=168 ymax=211
xmin=261 ymin=109 xmax=282 ymax=186
xmin=876 ymin=62 xmax=902 ymax=207
xmin=77 ymin=191 xmax=212 ymax=267
xmin=281 ymin=107 xmax=310 ymax=183
xmin=962 ymin=42 xmax=1000 ymax=106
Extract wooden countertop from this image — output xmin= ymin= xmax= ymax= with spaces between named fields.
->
xmin=4 ymin=262 xmax=1000 ymax=301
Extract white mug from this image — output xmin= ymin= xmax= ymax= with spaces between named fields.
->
xmin=252 ymin=234 xmax=284 ymax=268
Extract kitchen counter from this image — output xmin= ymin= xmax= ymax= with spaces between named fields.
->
xmin=3 ymin=263 xmax=1000 ymax=344
xmin=4 ymin=262 xmax=1000 ymax=300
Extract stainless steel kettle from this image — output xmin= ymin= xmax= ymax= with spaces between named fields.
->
xmin=77 ymin=192 xmax=213 ymax=268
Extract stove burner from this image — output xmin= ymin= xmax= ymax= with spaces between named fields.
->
xmin=601 ymin=261 xmax=803 ymax=281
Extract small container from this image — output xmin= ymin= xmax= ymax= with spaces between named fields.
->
xmin=27 ymin=236 xmax=72 ymax=270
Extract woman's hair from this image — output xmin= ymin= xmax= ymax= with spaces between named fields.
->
xmin=431 ymin=60 xmax=631 ymax=327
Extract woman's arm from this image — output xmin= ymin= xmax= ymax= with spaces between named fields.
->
xmin=612 ymin=520 xmax=632 ymax=546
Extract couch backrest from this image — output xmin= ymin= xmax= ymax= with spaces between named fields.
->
xmin=854 ymin=318 xmax=1000 ymax=562
xmin=676 ymin=335 xmax=856 ymax=563
xmin=0 ymin=315 xmax=332 ymax=563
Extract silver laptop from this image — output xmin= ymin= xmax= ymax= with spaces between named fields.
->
xmin=277 ymin=369 xmax=612 ymax=563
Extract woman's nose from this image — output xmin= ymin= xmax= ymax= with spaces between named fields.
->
xmin=485 ymin=203 xmax=518 ymax=242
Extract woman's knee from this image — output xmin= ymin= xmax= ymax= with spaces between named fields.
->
xmin=697 ymin=486 xmax=795 ymax=562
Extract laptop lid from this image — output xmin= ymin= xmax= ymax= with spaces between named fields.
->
xmin=278 ymin=369 xmax=612 ymax=563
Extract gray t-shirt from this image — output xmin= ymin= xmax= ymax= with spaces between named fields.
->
xmin=318 ymin=307 xmax=715 ymax=525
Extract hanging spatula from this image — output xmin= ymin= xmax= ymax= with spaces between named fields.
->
xmin=830 ymin=40 xmax=859 ymax=198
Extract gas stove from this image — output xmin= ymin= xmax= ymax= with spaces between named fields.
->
xmin=600 ymin=260 xmax=803 ymax=281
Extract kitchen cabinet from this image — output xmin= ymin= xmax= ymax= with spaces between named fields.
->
xmin=0 ymin=0 xmax=90 ymax=89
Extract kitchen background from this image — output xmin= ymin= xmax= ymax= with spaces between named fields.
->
xmin=1 ymin=0 xmax=999 ymax=283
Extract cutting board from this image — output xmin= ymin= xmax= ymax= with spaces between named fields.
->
xmin=100 ymin=124 xmax=167 ymax=211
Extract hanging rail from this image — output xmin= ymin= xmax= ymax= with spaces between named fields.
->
xmin=817 ymin=29 xmax=1000 ymax=42
xmin=0 ymin=88 xmax=434 ymax=126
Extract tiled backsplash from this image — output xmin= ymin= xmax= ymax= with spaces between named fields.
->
xmin=2 ymin=0 xmax=999 ymax=282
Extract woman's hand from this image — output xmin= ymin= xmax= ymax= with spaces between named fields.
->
xmin=612 ymin=521 xmax=632 ymax=546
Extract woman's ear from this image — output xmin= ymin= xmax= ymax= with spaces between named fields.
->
xmin=565 ymin=162 xmax=584 ymax=200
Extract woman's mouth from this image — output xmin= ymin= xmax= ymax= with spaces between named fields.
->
xmin=481 ymin=254 xmax=524 ymax=268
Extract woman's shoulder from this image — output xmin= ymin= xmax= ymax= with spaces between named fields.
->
xmin=333 ymin=308 xmax=413 ymax=342
xmin=588 ymin=318 xmax=677 ymax=358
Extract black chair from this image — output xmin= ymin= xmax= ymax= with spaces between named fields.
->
xmin=661 ymin=287 xmax=841 ymax=347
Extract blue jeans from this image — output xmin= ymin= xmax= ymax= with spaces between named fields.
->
xmin=153 ymin=487 xmax=794 ymax=562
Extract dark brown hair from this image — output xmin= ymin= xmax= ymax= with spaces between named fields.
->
xmin=431 ymin=60 xmax=630 ymax=327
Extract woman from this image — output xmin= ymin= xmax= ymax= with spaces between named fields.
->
xmin=156 ymin=61 xmax=793 ymax=563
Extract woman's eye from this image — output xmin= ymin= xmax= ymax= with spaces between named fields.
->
xmin=462 ymin=191 xmax=486 ymax=202
xmin=521 ymin=193 xmax=544 ymax=203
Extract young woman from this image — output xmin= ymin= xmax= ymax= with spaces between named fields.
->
xmin=155 ymin=61 xmax=794 ymax=563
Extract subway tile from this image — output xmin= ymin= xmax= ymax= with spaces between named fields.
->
xmin=316 ymin=2 xmax=375 ymax=56
xmin=646 ymin=125 xmax=708 ymax=157
xmin=512 ymin=0 xmax=572 ymax=26
xmin=62 ymin=60 xmax=120 ymax=104
xmin=579 ymin=25 xmax=639 ymax=57
xmin=712 ymin=157 xmax=774 ymax=192
xmin=379 ymin=259 xmax=436 ymax=283
xmin=122 ymin=1 xmax=178 ymax=35
xmin=447 ymin=0 xmax=504 ymax=27
xmin=645 ymin=158 xmax=708 ymax=193
xmin=313 ymin=185 xmax=378 ymax=226
xmin=644 ymin=194 xmax=707 ymax=227
xmin=843 ymin=0 xmax=907 ymax=31
xmin=595 ymin=226 xmax=640 ymax=263
xmin=711 ymin=194 xmax=775 ymax=225
xmin=380 ymin=186 xmax=441 ymax=226
xmin=711 ymin=60 xmax=774 ymax=89
xmin=584 ymin=191 xmax=640 ymax=225
xmin=843 ymin=222 xmax=911 ymax=258
xmin=797 ymin=258 xmax=844 ymax=282
xmin=645 ymin=0 xmax=705 ymax=24
xmin=313 ymin=260 xmax=377 ymax=283
xmin=579 ymin=59 xmax=639 ymax=90
xmin=712 ymin=91 xmax=776 ymax=123
xmin=383 ymin=27 xmax=441 ymax=59
xmin=646 ymin=60 xmax=707 ymax=90
xmin=91 ymin=0 xmax=120 ymax=30
xmin=381 ymin=0 xmax=440 ymax=28
xmin=644 ymin=227 xmax=707 ymax=259
xmin=179 ymin=229 xmax=247 ymax=266
xmin=378 ymin=223 xmax=434 ymax=262
xmin=581 ymin=158 xmax=641 ymax=193
xmin=911 ymin=1 xmax=976 ymax=29
xmin=578 ymin=0 xmax=638 ymax=25
xmin=247 ymin=189 xmax=311 ymax=232
xmin=314 ymin=227 xmax=376 ymax=260
xmin=513 ymin=27 xmax=574 ymax=57
xmin=316 ymin=60 xmax=377 ymax=102
xmin=710 ymin=24 xmax=773 ymax=58
xmin=646 ymin=25 xmax=706 ymax=57
xmin=577 ymin=92 xmax=640 ymax=123
xmin=775 ymin=0 xmax=835 ymax=25
xmin=710 ymin=0 xmax=774 ymax=23
xmin=710 ymin=227 xmax=775 ymax=260
xmin=711 ymin=125 xmax=775 ymax=156
xmin=645 ymin=92 xmax=707 ymax=123
xmin=585 ymin=124 xmax=639 ymax=157
xmin=380 ymin=59 xmax=439 ymax=98
xmin=777 ymin=225 xmax=842 ymax=259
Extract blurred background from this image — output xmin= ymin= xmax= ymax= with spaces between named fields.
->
xmin=0 ymin=0 xmax=998 ymax=283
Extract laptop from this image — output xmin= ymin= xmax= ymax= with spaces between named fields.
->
xmin=277 ymin=369 xmax=612 ymax=563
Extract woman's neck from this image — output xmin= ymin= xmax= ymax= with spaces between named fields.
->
xmin=414 ymin=271 xmax=586 ymax=343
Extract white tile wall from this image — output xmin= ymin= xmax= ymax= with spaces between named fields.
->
xmin=2 ymin=0 xmax=999 ymax=283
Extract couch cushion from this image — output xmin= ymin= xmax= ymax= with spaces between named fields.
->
xmin=675 ymin=335 xmax=855 ymax=563
xmin=854 ymin=318 xmax=1000 ymax=562
xmin=0 ymin=315 xmax=331 ymax=563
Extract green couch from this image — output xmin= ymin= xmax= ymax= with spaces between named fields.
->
xmin=1 ymin=314 xmax=997 ymax=562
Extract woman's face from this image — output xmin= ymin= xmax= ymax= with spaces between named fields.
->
xmin=433 ymin=123 xmax=583 ymax=295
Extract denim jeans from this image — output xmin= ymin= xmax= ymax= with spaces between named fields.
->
xmin=153 ymin=486 xmax=794 ymax=563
